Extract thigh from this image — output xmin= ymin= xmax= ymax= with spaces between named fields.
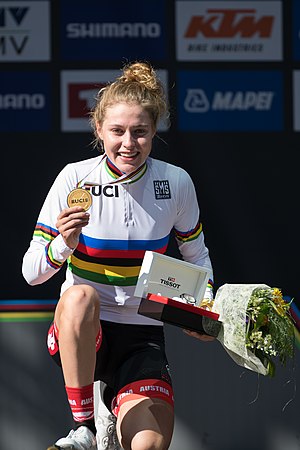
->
xmin=113 ymin=332 xmax=174 ymax=450
xmin=118 ymin=397 xmax=174 ymax=450
xmin=94 ymin=321 xmax=174 ymax=427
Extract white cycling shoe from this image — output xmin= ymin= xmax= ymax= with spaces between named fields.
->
xmin=94 ymin=381 xmax=122 ymax=450
xmin=53 ymin=426 xmax=97 ymax=450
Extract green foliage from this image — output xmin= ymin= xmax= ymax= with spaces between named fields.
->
xmin=245 ymin=287 xmax=295 ymax=377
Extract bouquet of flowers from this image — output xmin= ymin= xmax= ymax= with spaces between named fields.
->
xmin=245 ymin=287 xmax=294 ymax=376
xmin=210 ymin=284 xmax=295 ymax=377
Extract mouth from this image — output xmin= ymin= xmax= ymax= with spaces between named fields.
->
xmin=118 ymin=152 xmax=139 ymax=159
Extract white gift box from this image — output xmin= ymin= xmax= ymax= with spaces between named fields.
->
xmin=135 ymin=251 xmax=220 ymax=335
xmin=134 ymin=250 xmax=211 ymax=306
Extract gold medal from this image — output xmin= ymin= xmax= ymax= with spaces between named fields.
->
xmin=67 ymin=188 xmax=92 ymax=211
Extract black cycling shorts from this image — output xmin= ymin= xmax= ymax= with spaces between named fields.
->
xmin=47 ymin=320 xmax=173 ymax=412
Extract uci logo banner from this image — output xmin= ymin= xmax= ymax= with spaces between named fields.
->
xmin=176 ymin=1 xmax=282 ymax=61
xmin=178 ymin=70 xmax=283 ymax=131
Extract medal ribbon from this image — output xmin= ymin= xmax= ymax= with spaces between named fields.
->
xmin=76 ymin=155 xmax=147 ymax=189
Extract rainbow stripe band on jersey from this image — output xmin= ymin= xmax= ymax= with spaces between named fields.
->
xmin=174 ymin=220 xmax=203 ymax=243
xmin=68 ymin=234 xmax=169 ymax=286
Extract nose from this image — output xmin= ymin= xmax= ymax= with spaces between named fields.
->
xmin=123 ymin=131 xmax=135 ymax=149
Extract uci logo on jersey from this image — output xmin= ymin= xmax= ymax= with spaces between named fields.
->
xmin=91 ymin=185 xmax=119 ymax=197
xmin=153 ymin=180 xmax=171 ymax=199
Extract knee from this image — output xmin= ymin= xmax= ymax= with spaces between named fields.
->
xmin=118 ymin=398 xmax=173 ymax=450
xmin=57 ymin=285 xmax=100 ymax=325
xmin=128 ymin=431 xmax=168 ymax=450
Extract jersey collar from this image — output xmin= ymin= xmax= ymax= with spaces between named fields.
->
xmin=104 ymin=156 xmax=147 ymax=184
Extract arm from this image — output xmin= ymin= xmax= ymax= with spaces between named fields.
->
xmin=22 ymin=166 xmax=89 ymax=286
xmin=173 ymin=169 xmax=215 ymax=341
xmin=173 ymin=168 xmax=213 ymax=300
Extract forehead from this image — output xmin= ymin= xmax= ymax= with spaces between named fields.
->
xmin=103 ymin=102 xmax=152 ymax=124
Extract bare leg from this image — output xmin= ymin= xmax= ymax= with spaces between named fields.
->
xmin=117 ymin=398 xmax=174 ymax=450
xmin=54 ymin=284 xmax=100 ymax=387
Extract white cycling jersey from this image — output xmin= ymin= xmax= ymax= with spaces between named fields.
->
xmin=22 ymin=155 xmax=213 ymax=325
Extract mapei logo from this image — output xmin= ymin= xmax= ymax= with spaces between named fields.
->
xmin=176 ymin=1 xmax=282 ymax=61
xmin=178 ymin=70 xmax=283 ymax=131
xmin=184 ymin=89 xmax=274 ymax=113
xmin=0 ymin=1 xmax=50 ymax=61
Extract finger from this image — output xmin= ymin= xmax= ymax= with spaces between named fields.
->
xmin=57 ymin=206 xmax=87 ymax=220
xmin=59 ymin=216 xmax=89 ymax=229
xmin=56 ymin=212 xmax=90 ymax=229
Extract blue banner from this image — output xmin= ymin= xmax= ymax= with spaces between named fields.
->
xmin=60 ymin=0 xmax=166 ymax=61
xmin=293 ymin=0 xmax=300 ymax=60
xmin=178 ymin=70 xmax=283 ymax=131
xmin=0 ymin=72 xmax=51 ymax=131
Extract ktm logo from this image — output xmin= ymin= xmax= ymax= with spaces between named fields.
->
xmin=185 ymin=9 xmax=274 ymax=38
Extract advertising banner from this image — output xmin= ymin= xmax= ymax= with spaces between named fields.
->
xmin=0 ymin=1 xmax=50 ymax=61
xmin=176 ymin=1 xmax=282 ymax=61
xmin=60 ymin=0 xmax=166 ymax=61
xmin=293 ymin=71 xmax=300 ymax=131
xmin=178 ymin=70 xmax=283 ymax=131
xmin=293 ymin=0 xmax=300 ymax=60
xmin=61 ymin=70 xmax=169 ymax=132
xmin=0 ymin=71 xmax=51 ymax=131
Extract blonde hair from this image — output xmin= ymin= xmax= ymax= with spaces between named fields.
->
xmin=90 ymin=61 xmax=169 ymax=149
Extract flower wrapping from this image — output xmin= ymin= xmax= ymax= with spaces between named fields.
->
xmin=212 ymin=283 xmax=288 ymax=376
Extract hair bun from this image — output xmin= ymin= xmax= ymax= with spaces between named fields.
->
xmin=120 ymin=62 xmax=159 ymax=93
xmin=90 ymin=60 xmax=169 ymax=147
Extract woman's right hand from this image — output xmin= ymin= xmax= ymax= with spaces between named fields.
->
xmin=56 ymin=206 xmax=90 ymax=250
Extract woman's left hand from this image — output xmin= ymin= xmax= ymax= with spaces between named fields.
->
xmin=183 ymin=329 xmax=215 ymax=342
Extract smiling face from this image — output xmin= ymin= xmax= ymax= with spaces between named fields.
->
xmin=96 ymin=102 xmax=155 ymax=174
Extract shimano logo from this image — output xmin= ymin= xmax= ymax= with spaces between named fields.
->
xmin=66 ymin=22 xmax=161 ymax=39
xmin=184 ymin=89 xmax=274 ymax=112
xmin=0 ymin=94 xmax=45 ymax=110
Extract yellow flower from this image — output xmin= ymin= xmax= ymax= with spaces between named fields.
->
xmin=271 ymin=288 xmax=287 ymax=317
